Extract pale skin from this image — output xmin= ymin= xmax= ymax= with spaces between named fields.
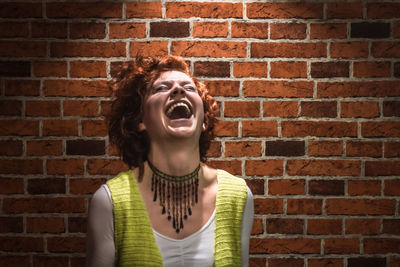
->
xmin=136 ymin=70 xmax=218 ymax=239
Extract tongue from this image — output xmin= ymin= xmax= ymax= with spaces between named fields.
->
xmin=168 ymin=106 xmax=191 ymax=120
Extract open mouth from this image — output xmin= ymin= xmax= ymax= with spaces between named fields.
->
xmin=165 ymin=101 xmax=193 ymax=120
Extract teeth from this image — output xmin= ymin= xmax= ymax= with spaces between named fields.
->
xmin=167 ymin=102 xmax=191 ymax=116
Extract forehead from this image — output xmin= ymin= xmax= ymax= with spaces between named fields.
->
xmin=153 ymin=70 xmax=194 ymax=85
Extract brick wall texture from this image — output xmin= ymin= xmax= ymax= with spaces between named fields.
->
xmin=0 ymin=1 xmax=400 ymax=266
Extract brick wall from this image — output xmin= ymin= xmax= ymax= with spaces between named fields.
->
xmin=0 ymin=1 xmax=399 ymax=266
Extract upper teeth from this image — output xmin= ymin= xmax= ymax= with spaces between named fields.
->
xmin=167 ymin=102 xmax=191 ymax=116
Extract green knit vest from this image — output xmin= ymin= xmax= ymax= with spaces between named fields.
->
xmin=107 ymin=169 xmax=247 ymax=267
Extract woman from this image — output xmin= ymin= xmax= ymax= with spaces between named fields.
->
xmin=87 ymin=56 xmax=254 ymax=267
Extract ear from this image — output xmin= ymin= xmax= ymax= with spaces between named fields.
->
xmin=138 ymin=122 xmax=146 ymax=131
xmin=202 ymin=122 xmax=207 ymax=132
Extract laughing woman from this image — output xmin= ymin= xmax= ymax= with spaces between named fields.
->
xmin=86 ymin=56 xmax=254 ymax=267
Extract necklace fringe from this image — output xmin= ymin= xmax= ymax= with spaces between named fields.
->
xmin=148 ymin=161 xmax=200 ymax=233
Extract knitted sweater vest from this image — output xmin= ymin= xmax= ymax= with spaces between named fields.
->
xmin=106 ymin=169 xmax=247 ymax=267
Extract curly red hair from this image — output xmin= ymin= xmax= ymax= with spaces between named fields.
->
xmin=108 ymin=56 xmax=218 ymax=173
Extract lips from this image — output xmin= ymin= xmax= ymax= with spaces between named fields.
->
xmin=165 ymin=101 xmax=193 ymax=120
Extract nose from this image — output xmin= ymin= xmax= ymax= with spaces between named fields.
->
xmin=170 ymin=84 xmax=185 ymax=97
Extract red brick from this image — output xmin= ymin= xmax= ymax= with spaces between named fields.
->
xmin=249 ymin=258 xmax=266 ymax=267
xmin=67 ymin=139 xmax=105 ymax=156
xmin=247 ymin=3 xmax=323 ymax=19
xmin=51 ymin=42 xmax=125 ymax=57
xmin=287 ymin=159 xmax=360 ymax=176
xmin=109 ymin=22 xmax=146 ymax=39
xmin=308 ymin=258 xmax=344 ymax=267
xmin=287 ymin=199 xmax=323 ymax=215
xmin=395 ymin=22 xmax=400 ymax=38
xmin=270 ymin=23 xmax=306 ymax=39
xmin=309 ymin=180 xmax=344 ymax=196
xmin=267 ymin=218 xmax=303 ymax=234
xmin=32 ymin=256 xmax=68 ymax=267
xmin=130 ymin=41 xmax=168 ymax=57
xmin=346 ymin=218 xmax=380 ymax=235
xmin=341 ymin=101 xmax=379 ymax=118
xmin=166 ymin=2 xmax=242 ymax=18
xmin=172 ymin=41 xmax=246 ymax=58
xmin=362 ymin=122 xmax=400 ymax=138
xmin=69 ymin=23 xmax=106 ymax=39
xmin=70 ymin=257 xmax=85 ymax=267
xmin=0 ymin=237 xmax=43 ymax=252
xmin=3 ymin=197 xmax=85 ymax=213
xmin=242 ymin=120 xmax=277 ymax=137
xmin=282 ymin=121 xmax=357 ymax=138
xmin=44 ymin=80 xmax=110 ymax=97
xmin=0 ymin=119 xmax=39 ymax=136
xmin=0 ymin=140 xmax=23 ymax=156
xmin=27 ymin=217 xmax=65 ymax=233
xmin=0 ymin=3 xmax=42 ymax=18
xmin=385 ymin=142 xmax=400 ymax=158
xmin=0 ymin=178 xmax=24 ymax=194
xmin=251 ymin=237 xmax=320 ymax=254
xmin=301 ymin=101 xmax=337 ymax=118
xmin=318 ymin=81 xmax=400 ymax=98
xmin=346 ymin=141 xmax=382 ymax=158
xmin=87 ymin=159 xmax=127 ymax=175
xmin=5 ymin=80 xmax=40 ymax=96
xmin=364 ymin=238 xmax=400 ymax=254
xmin=0 ymin=61 xmax=30 ymax=77
xmin=0 ymin=256 xmax=30 ymax=266
xmin=231 ymin=22 xmax=268 ymax=39
xmin=385 ymin=180 xmax=400 ymax=196
xmin=0 ymin=41 xmax=46 ymax=57
xmin=246 ymin=179 xmax=264 ymax=195
xmin=26 ymin=100 xmax=60 ymax=117
xmin=207 ymin=161 xmax=241 ymax=175
xmin=311 ymin=62 xmax=349 ymax=78
xmin=204 ymin=81 xmax=239 ymax=97
xmin=367 ymin=3 xmax=400 ymax=19
xmin=64 ymin=100 xmax=99 ymax=117
xmin=268 ymin=179 xmax=305 ymax=195
xmin=263 ymin=101 xmax=298 ymax=118
xmin=0 ymin=100 xmax=22 ymax=116
xmin=365 ymin=161 xmax=400 ymax=176
xmin=244 ymin=81 xmax=313 ymax=98
xmin=42 ymin=120 xmax=77 ymax=136
xmin=69 ymin=217 xmax=87 ymax=233
xmin=326 ymin=198 xmax=396 ymax=215
xmin=390 ymin=257 xmax=400 ymax=267
xmin=82 ymin=120 xmax=107 ymax=136
xmin=33 ymin=61 xmax=67 ymax=77
xmin=251 ymin=42 xmax=326 ymax=58
xmin=270 ymin=61 xmax=307 ymax=78
xmin=245 ymin=160 xmax=283 ymax=176
xmin=265 ymin=140 xmax=305 ymax=157
xmin=193 ymin=22 xmax=228 ymax=38
xmin=69 ymin=178 xmax=107 ymax=195
xmin=383 ymin=101 xmax=400 ymax=117
xmin=214 ymin=120 xmax=238 ymax=137
xmin=47 ymin=2 xmax=121 ymax=18
xmin=348 ymin=180 xmax=381 ymax=196
xmin=310 ymin=23 xmax=347 ymax=39
xmin=31 ymin=22 xmax=67 ymax=38
xmin=233 ymin=62 xmax=268 ymax=78
xmin=0 ymin=159 xmax=42 ymax=175
xmin=224 ymin=101 xmax=260 ymax=117
xmin=353 ymin=61 xmax=390 ymax=78
xmin=0 ymin=22 xmax=29 ymax=38
xmin=251 ymin=218 xmax=263 ymax=235
xmin=225 ymin=141 xmax=261 ymax=157
xmin=205 ymin=141 xmax=221 ymax=158
xmin=327 ymin=3 xmax=363 ymax=19
xmin=126 ymin=2 xmax=162 ymax=18
xmin=47 ymin=237 xmax=85 ymax=253
xmin=28 ymin=178 xmax=65 ymax=195
xmin=348 ymin=257 xmax=386 ymax=267
xmin=372 ymin=42 xmax=400 ymax=58
xmin=194 ymin=61 xmax=229 ymax=77
xmin=70 ymin=61 xmax=106 ymax=78
xmin=325 ymin=238 xmax=359 ymax=254
xmin=308 ymin=141 xmax=343 ymax=156
xmin=307 ymin=219 xmax=342 ymax=235
xmin=331 ymin=42 xmax=369 ymax=59
xmin=47 ymin=159 xmax=84 ymax=175
xmin=269 ymin=258 xmax=303 ymax=267
xmin=382 ymin=219 xmax=400 ymax=235
xmin=26 ymin=140 xmax=62 ymax=156
xmin=253 ymin=198 xmax=283 ymax=214
xmin=0 ymin=217 xmax=23 ymax=233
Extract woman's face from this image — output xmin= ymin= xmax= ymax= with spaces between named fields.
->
xmin=140 ymin=70 xmax=205 ymax=142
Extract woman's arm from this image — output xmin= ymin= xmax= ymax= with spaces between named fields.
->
xmin=241 ymin=187 xmax=254 ymax=267
xmin=86 ymin=185 xmax=115 ymax=267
